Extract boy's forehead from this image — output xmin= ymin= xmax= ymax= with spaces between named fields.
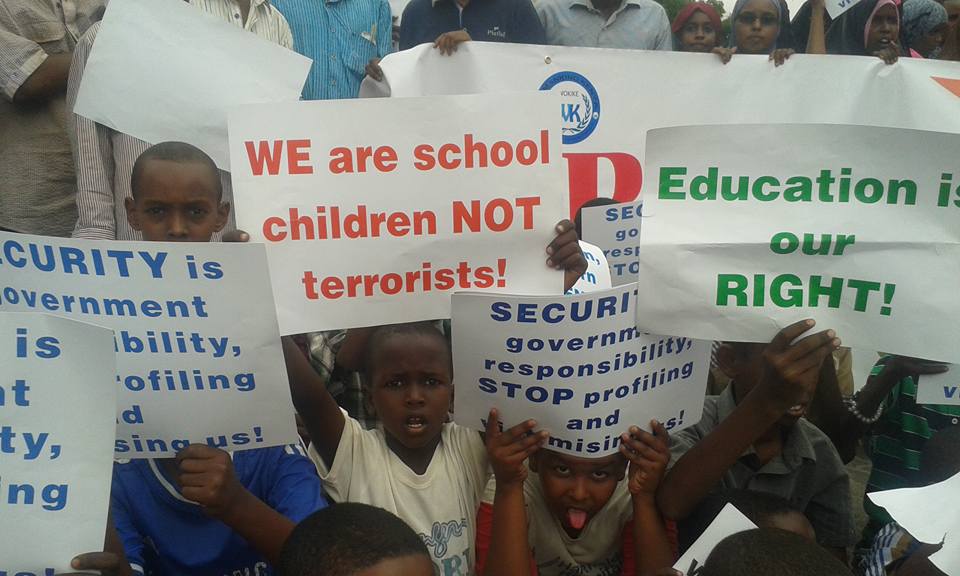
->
xmin=542 ymin=449 xmax=623 ymax=469
xmin=138 ymin=159 xmax=220 ymax=199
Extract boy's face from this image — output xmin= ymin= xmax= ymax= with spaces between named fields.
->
xmin=368 ymin=333 xmax=453 ymax=451
xmin=125 ymin=159 xmax=229 ymax=242
xmin=532 ymin=450 xmax=627 ymax=537
xmin=719 ymin=343 xmax=815 ymax=428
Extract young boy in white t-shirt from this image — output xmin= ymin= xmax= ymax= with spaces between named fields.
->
xmin=476 ymin=419 xmax=675 ymax=575
xmin=282 ymin=322 xmax=546 ymax=575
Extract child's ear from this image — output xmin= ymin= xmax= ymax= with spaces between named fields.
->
xmin=215 ymin=202 xmax=230 ymax=232
xmin=528 ymin=451 xmax=541 ymax=473
xmin=715 ymin=343 xmax=740 ymax=379
xmin=124 ymin=197 xmax=142 ymax=231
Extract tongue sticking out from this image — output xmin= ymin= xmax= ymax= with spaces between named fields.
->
xmin=567 ymin=509 xmax=588 ymax=530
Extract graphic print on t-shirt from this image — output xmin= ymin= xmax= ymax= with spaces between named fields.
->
xmin=420 ymin=518 xmax=470 ymax=576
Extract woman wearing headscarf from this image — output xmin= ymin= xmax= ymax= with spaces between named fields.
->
xmin=714 ymin=0 xmax=796 ymax=64
xmin=672 ymin=2 xmax=724 ymax=52
xmin=902 ymin=0 xmax=949 ymax=57
xmin=826 ymin=0 xmax=906 ymax=63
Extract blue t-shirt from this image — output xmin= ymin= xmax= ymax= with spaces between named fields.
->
xmin=399 ymin=0 xmax=546 ymax=50
xmin=112 ymin=444 xmax=327 ymax=576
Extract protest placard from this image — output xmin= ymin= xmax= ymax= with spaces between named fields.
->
xmin=825 ymin=0 xmax=863 ymax=19
xmin=73 ymin=0 xmax=311 ymax=170
xmin=230 ymin=93 xmax=566 ymax=333
xmin=580 ymin=201 xmax=642 ymax=286
xmin=366 ymin=44 xmax=960 ymax=216
xmin=635 ymin=124 xmax=960 ymax=363
xmin=568 ymin=241 xmax=612 ymax=295
xmin=0 ymin=231 xmax=297 ymax=458
xmin=917 ymin=369 xmax=960 ymax=406
xmin=674 ymin=503 xmax=758 ymax=575
xmin=0 ymin=313 xmax=116 ymax=573
xmin=869 ymin=472 xmax=960 ymax=575
xmin=451 ymin=285 xmax=710 ymax=457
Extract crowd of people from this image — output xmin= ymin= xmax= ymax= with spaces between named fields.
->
xmin=2 ymin=0 xmax=960 ymax=575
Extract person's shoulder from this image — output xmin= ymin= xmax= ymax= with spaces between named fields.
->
xmin=535 ymin=0 xmax=571 ymax=16
xmin=403 ymin=0 xmax=434 ymax=16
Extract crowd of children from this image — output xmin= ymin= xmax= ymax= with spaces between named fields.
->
xmin=19 ymin=141 xmax=948 ymax=576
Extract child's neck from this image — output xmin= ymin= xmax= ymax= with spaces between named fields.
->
xmin=752 ymin=425 xmax=785 ymax=466
xmin=385 ymin=433 xmax=442 ymax=475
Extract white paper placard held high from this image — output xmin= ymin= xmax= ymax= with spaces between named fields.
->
xmin=452 ymin=285 xmax=710 ymax=457
xmin=917 ymin=368 xmax=960 ymax=406
xmin=674 ymin=503 xmax=758 ymax=574
xmin=229 ymin=93 xmax=567 ymax=333
xmin=636 ymin=124 xmax=960 ymax=363
xmin=0 ymin=313 xmax=116 ymax=573
xmin=73 ymin=0 xmax=311 ymax=170
xmin=580 ymin=201 xmax=642 ymax=286
xmin=0 ymin=231 xmax=297 ymax=458
xmin=568 ymin=241 xmax=613 ymax=294
xmin=869 ymin=472 xmax=960 ymax=575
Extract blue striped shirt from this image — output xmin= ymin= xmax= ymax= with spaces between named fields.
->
xmin=274 ymin=0 xmax=393 ymax=100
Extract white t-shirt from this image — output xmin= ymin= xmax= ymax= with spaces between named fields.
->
xmin=482 ymin=473 xmax=634 ymax=576
xmin=310 ymin=414 xmax=489 ymax=576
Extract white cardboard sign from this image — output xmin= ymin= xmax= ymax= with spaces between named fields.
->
xmin=0 ymin=231 xmax=297 ymax=457
xmin=0 ymin=313 xmax=116 ymax=573
xmin=452 ymin=285 xmax=710 ymax=457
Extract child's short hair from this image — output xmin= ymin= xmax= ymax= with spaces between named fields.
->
xmin=361 ymin=321 xmax=452 ymax=381
xmin=702 ymin=528 xmax=851 ymax=576
xmin=919 ymin=425 xmax=960 ymax=485
xmin=679 ymin=490 xmax=807 ymax=553
xmin=278 ymin=503 xmax=430 ymax=576
xmin=130 ymin=141 xmax=222 ymax=199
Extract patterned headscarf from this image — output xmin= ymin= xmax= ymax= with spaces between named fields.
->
xmin=902 ymin=0 xmax=948 ymax=51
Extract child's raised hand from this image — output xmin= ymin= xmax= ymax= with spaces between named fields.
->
xmin=757 ymin=319 xmax=840 ymax=414
xmin=620 ymin=421 xmax=670 ymax=499
xmin=484 ymin=408 xmax=547 ymax=488
xmin=546 ymin=220 xmax=588 ymax=292
xmin=175 ymin=444 xmax=247 ymax=519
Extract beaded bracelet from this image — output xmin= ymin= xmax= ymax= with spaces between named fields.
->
xmin=843 ymin=394 xmax=884 ymax=425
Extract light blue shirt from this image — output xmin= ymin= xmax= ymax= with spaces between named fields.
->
xmin=273 ymin=0 xmax=393 ymax=100
xmin=536 ymin=0 xmax=672 ymax=50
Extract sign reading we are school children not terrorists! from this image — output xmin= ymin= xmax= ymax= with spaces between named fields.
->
xmin=636 ymin=124 xmax=960 ymax=363
xmin=230 ymin=93 xmax=566 ymax=334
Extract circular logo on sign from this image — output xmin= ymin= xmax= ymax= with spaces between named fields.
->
xmin=539 ymin=71 xmax=601 ymax=145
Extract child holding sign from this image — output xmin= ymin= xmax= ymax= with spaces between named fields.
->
xmin=476 ymin=413 xmax=676 ymax=576
xmin=105 ymin=142 xmax=327 ymax=574
xmin=657 ymin=320 xmax=855 ymax=562
xmin=283 ymin=321 xmax=544 ymax=575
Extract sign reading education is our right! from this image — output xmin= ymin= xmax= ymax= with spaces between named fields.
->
xmin=636 ymin=124 xmax=960 ymax=363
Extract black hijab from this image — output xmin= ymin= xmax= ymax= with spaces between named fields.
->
xmin=826 ymin=0 xmax=908 ymax=55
